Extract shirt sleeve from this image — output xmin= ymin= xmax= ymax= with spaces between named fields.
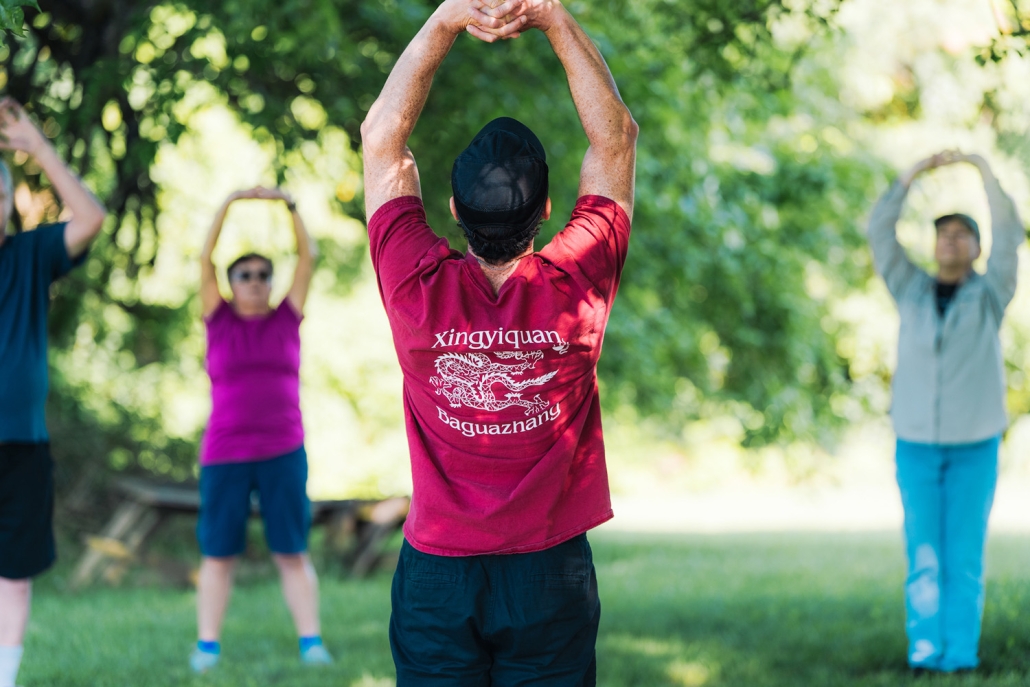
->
xmin=866 ymin=182 xmax=927 ymax=302
xmin=203 ymin=299 xmax=230 ymax=323
xmin=540 ymin=196 xmax=632 ymax=303
xmin=33 ymin=222 xmax=83 ymax=283
xmin=278 ymin=298 xmax=304 ymax=324
xmin=367 ymin=196 xmax=451 ymax=305
xmin=982 ymin=177 xmax=1025 ymax=319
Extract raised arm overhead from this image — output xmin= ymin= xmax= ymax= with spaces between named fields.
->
xmin=360 ymin=0 xmax=525 ymax=220
xmin=959 ymin=153 xmax=1025 ymax=315
xmin=0 ymin=98 xmax=106 ymax=257
xmin=502 ymin=0 xmax=638 ymax=218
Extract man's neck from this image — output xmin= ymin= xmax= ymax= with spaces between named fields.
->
xmin=469 ymin=244 xmax=534 ymax=296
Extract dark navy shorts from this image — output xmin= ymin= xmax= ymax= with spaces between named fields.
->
xmin=390 ymin=534 xmax=600 ymax=687
xmin=0 ymin=443 xmax=56 ymax=579
xmin=197 ymin=445 xmax=310 ymax=557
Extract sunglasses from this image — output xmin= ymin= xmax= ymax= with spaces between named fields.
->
xmin=231 ymin=270 xmax=272 ymax=283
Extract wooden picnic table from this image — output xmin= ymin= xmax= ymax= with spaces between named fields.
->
xmin=71 ymin=477 xmax=409 ymax=589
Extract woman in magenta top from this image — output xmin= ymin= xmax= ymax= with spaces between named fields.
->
xmin=190 ymin=186 xmax=331 ymax=672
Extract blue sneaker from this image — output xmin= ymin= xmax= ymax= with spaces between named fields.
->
xmin=189 ymin=647 xmax=220 ymax=673
xmin=300 ymin=643 xmax=333 ymax=666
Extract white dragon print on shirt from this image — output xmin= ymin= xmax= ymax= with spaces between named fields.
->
xmin=430 ymin=350 xmax=557 ymax=416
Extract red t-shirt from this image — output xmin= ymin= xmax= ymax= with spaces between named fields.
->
xmin=368 ymin=195 xmax=631 ymax=556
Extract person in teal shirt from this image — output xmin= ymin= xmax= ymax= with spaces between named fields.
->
xmin=0 ymin=98 xmax=106 ymax=687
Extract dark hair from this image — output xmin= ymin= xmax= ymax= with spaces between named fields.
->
xmin=227 ymin=253 xmax=273 ymax=280
xmin=934 ymin=213 xmax=980 ymax=243
xmin=460 ymin=220 xmax=543 ymax=265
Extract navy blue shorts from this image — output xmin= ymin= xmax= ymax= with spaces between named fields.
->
xmin=197 ymin=446 xmax=310 ymax=557
xmin=0 ymin=443 xmax=55 ymax=579
xmin=390 ymin=534 xmax=600 ymax=687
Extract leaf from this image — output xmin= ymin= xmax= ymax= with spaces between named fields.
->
xmin=0 ymin=0 xmax=38 ymax=37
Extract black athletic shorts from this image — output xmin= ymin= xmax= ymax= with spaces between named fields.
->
xmin=0 ymin=443 xmax=56 ymax=579
xmin=390 ymin=533 xmax=600 ymax=687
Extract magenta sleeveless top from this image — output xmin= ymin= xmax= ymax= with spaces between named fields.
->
xmin=200 ymin=300 xmax=304 ymax=465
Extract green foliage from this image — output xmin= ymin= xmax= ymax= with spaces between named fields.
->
xmin=0 ymin=0 xmax=36 ymax=37
xmin=978 ymin=0 xmax=1030 ymax=64
xmin=576 ymin=1 xmax=884 ymax=447
xmin=606 ymin=147 xmax=881 ymax=448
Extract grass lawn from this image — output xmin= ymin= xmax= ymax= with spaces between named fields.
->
xmin=20 ymin=531 xmax=1030 ymax=686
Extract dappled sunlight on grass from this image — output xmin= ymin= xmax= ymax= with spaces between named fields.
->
xmin=667 ymin=660 xmax=714 ymax=686
xmin=599 ymin=634 xmax=720 ymax=686
xmin=592 ymin=532 xmax=1030 ymax=686
xmin=606 ymin=635 xmax=686 ymax=657
xmin=23 ymin=532 xmax=1030 ymax=686
xmin=350 ymin=675 xmax=395 ymax=687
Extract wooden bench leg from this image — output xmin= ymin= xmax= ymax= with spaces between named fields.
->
xmin=350 ymin=523 xmax=395 ymax=578
xmin=101 ymin=509 xmax=165 ymax=585
xmin=349 ymin=497 xmax=410 ymax=578
xmin=70 ymin=501 xmax=149 ymax=590
xmin=323 ymin=508 xmax=358 ymax=572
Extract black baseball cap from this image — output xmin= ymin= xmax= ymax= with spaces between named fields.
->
xmin=451 ymin=117 xmax=549 ymax=243
xmin=935 ymin=213 xmax=980 ymax=242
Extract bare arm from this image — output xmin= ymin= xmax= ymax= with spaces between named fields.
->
xmin=505 ymin=1 xmax=638 ymax=218
xmin=201 ymin=187 xmax=275 ymax=316
xmin=279 ymin=192 xmax=317 ymax=314
xmin=199 ymin=191 xmax=241 ymax=318
xmin=360 ymin=0 xmax=523 ymax=220
xmin=0 ymin=99 xmax=106 ymax=258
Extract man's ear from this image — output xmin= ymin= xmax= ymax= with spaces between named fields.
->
xmin=542 ymin=197 xmax=552 ymax=221
xmin=450 ymin=196 xmax=460 ymax=223
xmin=972 ymin=241 xmax=982 ymax=262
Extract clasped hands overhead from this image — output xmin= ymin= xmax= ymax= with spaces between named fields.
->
xmin=439 ymin=0 xmax=563 ymax=42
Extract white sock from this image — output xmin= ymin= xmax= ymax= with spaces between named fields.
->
xmin=0 ymin=645 xmax=23 ymax=687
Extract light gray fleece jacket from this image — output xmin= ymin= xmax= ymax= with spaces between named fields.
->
xmin=867 ymin=178 xmax=1024 ymax=445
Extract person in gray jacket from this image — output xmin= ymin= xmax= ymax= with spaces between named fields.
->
xmin=867 ymin=150 xmax=1024 ymax=674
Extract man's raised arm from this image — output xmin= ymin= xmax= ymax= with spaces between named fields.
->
xmin=360 ymin=0 xmax=524 ymax=220
xmin=504 ymin=1 xmax=638 ymax=219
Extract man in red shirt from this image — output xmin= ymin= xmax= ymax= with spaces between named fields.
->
xmin=361 ymin=0 xmax=637 ymax=683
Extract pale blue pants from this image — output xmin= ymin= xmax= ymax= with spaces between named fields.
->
xmin=895 ymin=436 xmax=1000 ymax=671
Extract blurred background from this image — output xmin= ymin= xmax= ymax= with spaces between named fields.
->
xmin=11 ymin=0 xmax=1030 ymax=535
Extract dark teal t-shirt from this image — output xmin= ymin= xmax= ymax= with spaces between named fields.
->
xmin=0 ymin=223 xmax=81 ymax=442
